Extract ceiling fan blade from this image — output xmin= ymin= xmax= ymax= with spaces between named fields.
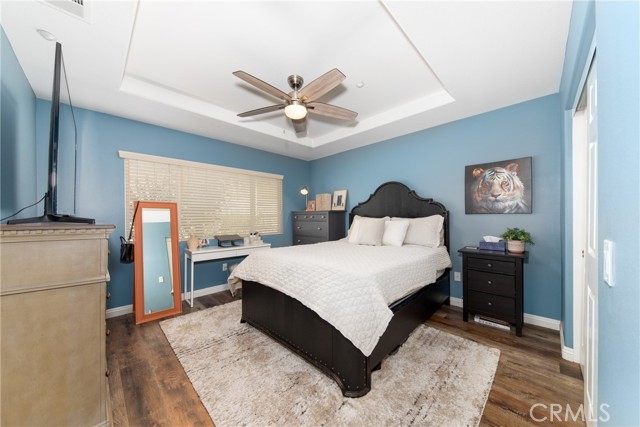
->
xmin=298 ymin=68 xmax=345 ymax=102
xmin=233 ymin=71 xmax=292 ymax=102
xmin=307 ymin=102 xmax=358 ymax=121
xmin=292 ymin=118 xmax=307 ymax=134
xmin=237 ymin=104 xmax=284 ymax=117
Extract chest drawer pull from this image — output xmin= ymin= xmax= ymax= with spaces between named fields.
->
xmin=317 ymin=227 xmax=322 ymax=231
xmin=487 ymin=263 xmax=492 ymax=268
xmin=487 ymin=280 xmax=492 ymax=285
xmin=487 ymin=302 xmax=493 ymax=306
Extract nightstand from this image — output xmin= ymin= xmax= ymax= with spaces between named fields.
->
xmin=292 ymin=211 xmax=345 ymax=245
xmin=458 ymin=247 xmax=528 ymax=336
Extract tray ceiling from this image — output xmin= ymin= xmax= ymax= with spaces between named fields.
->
xmin=1 ymin=1 xmax=572 ymax=160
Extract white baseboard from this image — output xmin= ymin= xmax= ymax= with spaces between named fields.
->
xmin=560 ymin=323 xmax=578 ymax=362
xmin=448 ymin=296 xmax=560 ymax=331
xmin=105 ymin=282 xmax=230 ymax=319
xmin=450 ymin=296 xmax=463 ymax=307
xmin=108 ymin=291 xmax=561 ymax=333
xmin=106 ymin=304 xmax=133 ymax=319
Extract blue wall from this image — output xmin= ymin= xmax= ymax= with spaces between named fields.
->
xmin=594 ymin=1 xmax=639 ymax=425
xmin=1 ymin=28 xmax=37 ymax=220
xmin=310 ymin=94 xmax=564 ymax=320
xmin=30 ymin=100 xmax=309 ymax=309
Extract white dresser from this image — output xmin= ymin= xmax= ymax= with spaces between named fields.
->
xmin=0 ymin=224 xmax=114 ymax=427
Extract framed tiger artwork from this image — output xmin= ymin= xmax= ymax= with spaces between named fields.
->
xmin=465 ymin=156 xmax=532 ymax=214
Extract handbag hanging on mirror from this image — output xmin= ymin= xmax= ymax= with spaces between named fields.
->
xmin=119 ymin=202 xmax=139 ymax=264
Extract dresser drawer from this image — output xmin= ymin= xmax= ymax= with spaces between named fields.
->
xmin=292 ymin=211 xmax=345 ymax=246
xmin=467 ymin=257 xmax=515 ymax=274
xmin=467 ymin=270 xmax=515 ymax=297
xmin=293 ymin=221 xmax=328 ymax=238
xmin=293 ymin=236 xmax=326 ymax=246
xmin=467 ymin=290 xmax=515 ymax=321
xmin=293 ymin=213 xmax=329 ymax=222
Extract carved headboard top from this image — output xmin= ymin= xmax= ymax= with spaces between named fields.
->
xmin=349 ymin=181 xmax=449 ymax=250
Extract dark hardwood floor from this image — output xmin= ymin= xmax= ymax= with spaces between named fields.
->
xmin=107 ymin=293 xmax=584 ymax=427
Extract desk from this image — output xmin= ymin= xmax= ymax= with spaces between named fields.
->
xmin=183 ymin=243 xmax=271 ymax=307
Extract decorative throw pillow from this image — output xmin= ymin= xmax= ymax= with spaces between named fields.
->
xmin=392 ymin=215 xmax=444 ymax=247
xmin=382 ymin=220 xmax=409 ymax=247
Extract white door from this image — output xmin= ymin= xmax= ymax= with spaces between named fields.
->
xmin=583 ymin=58 xmax=598 ymax=426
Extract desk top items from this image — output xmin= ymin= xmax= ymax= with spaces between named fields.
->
xmin=214 ymin=234 xmax=244 ymax=247
xmin=187 ymin=233 xmax=199 ymax=250
xmin=248 ymin=231 xmax=263 ymax=245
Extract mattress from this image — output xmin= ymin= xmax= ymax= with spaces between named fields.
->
xmin=229 ymin=241 xmax=452 ymax=356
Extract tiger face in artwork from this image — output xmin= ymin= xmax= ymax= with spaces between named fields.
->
xmin=470 ymin=162 xmax=529 ymax=213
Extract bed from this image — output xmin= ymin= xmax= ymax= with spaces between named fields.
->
xmin=233 ymin=181 xmax=451 ymax=397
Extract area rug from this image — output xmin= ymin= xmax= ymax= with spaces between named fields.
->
xmin=160 ymin=301 xmax=500 ymax=427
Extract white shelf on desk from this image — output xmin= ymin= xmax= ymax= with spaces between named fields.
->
xmin=183 ymin=243 xmax=271 ymax=307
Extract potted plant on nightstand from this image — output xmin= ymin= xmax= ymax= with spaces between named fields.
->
xmin=501 ymin=227 xmax=534 ymax=254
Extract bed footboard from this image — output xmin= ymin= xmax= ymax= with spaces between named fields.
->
xmin=241 ymin=272 xmax=450 ymax=397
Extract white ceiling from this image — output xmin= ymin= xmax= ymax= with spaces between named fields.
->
xmin=1 ymin=0 xmax=572 ymax=161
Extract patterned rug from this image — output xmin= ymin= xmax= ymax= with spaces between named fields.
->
xmin=160 ymin=300 xmax=499 ymax=427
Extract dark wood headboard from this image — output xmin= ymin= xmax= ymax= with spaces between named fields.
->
xmin=349 ymin=181 xmax=449 ymax=250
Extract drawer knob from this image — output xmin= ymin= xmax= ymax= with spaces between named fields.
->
xmin=487 ymin=280 xmax=492 ymax=285
xmin=487 ymin=302 xmax=493 ymax=306
xmin=296 ymin=240 xmax=301 ymax=243
xmin=487 ymin=263 xmax=492 ymax=268
xmin=106 ymin=292 xmax=111 ymax=300
xmin=297 ymin=226 xmax=302 ymax=229
xmin=317 ymin=227 xmax=322 ymax=231
xmin=106 ymin=329 xmax=111 ymax=336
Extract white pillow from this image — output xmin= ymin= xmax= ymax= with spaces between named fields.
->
xmin=392 ymin=215 xmax=444 ymax=247
xmin=382 ymin=220 xmax=409 ymax=247
xmin=349 ymin=216 xmax=388 ymax=246
xmin=346 ymin=215 xmax=362 ymax=243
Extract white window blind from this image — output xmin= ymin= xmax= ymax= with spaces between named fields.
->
xmin=120 ymin=151 xmax=282 ymax=239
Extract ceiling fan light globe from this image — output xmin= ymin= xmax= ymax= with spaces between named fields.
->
xmin=285 ymin=103 xmax=307 ymax=120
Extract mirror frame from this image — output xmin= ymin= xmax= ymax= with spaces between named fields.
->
xmin=134 ymin=201 xmax=182 ymax=324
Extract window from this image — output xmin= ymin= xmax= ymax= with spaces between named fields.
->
xmin=120 ymin=151 xmax=282 ymax=239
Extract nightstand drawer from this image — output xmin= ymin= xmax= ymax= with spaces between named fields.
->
xmin=467 ymin=270 xmax=515 ymax=297
xmin=467 ymin=257 xmax=515 ymax=274
xmin=467 ymin=291 xmax=515 ymax=321
xmin=293 ymin=221 xmax=328 ymax=238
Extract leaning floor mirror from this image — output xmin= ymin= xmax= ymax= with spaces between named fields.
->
xmin=134 ymin=201 xmax=182 ymax=324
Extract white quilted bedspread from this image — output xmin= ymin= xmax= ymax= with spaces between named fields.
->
xmin=229 ymin=241 xmax=451 ymax=356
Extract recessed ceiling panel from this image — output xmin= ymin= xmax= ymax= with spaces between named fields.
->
xmin=123 ymin=0 xmax=447 ymax=140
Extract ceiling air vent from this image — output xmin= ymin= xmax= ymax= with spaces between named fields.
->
xmin=42 ymin=0 xmax=90 ymax=22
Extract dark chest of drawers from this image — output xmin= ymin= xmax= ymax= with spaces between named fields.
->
xmin=458 ymin=247 xmax=528 ymax=336
xmin=292 ymin=211 xmax=346 ymax=245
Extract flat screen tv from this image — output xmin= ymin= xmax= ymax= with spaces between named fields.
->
xmin=8 ymin=42 xmax=94 ymax=225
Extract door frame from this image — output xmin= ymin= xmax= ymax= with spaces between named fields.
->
xmin=570 ymin=40 xmax=597 ymax=366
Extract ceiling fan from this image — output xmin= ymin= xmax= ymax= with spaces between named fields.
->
xmin=233 ymin=68 xmax=358 ymax=134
